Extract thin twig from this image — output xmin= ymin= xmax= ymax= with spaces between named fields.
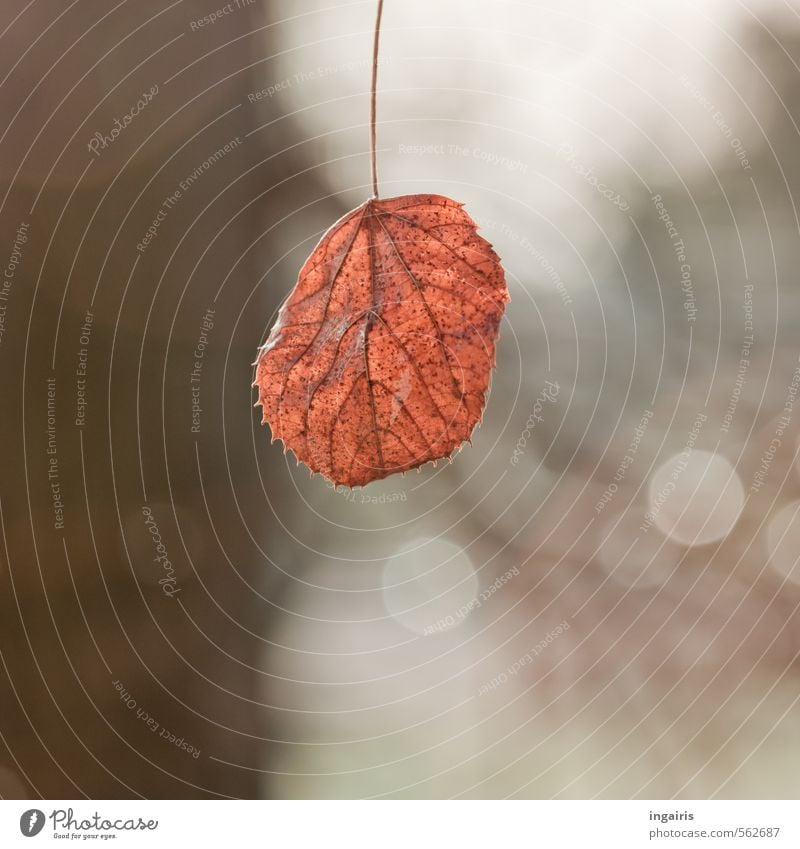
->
xmin=370 ymin=0 xmax=384 ymax=198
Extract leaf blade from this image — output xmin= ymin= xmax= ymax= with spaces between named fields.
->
xmin=255 ymin=193 xmax=509 ymax=487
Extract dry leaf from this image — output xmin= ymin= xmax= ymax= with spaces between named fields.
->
xmin=254 ymin=193 xmax=509 ymax=486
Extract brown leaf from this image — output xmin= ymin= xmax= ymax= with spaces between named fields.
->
xmin=254 ymin=193 xmax=509 ymax=487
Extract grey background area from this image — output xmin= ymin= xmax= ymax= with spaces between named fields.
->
xmin=1 ymin=0 xmax=800 ymax=799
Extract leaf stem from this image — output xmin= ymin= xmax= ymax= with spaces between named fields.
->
xmin=370 ymin=0 xmax=384 ymax=198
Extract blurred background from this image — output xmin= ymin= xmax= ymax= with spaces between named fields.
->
xmin=1 ymin=0 xmax=800 ymax=799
